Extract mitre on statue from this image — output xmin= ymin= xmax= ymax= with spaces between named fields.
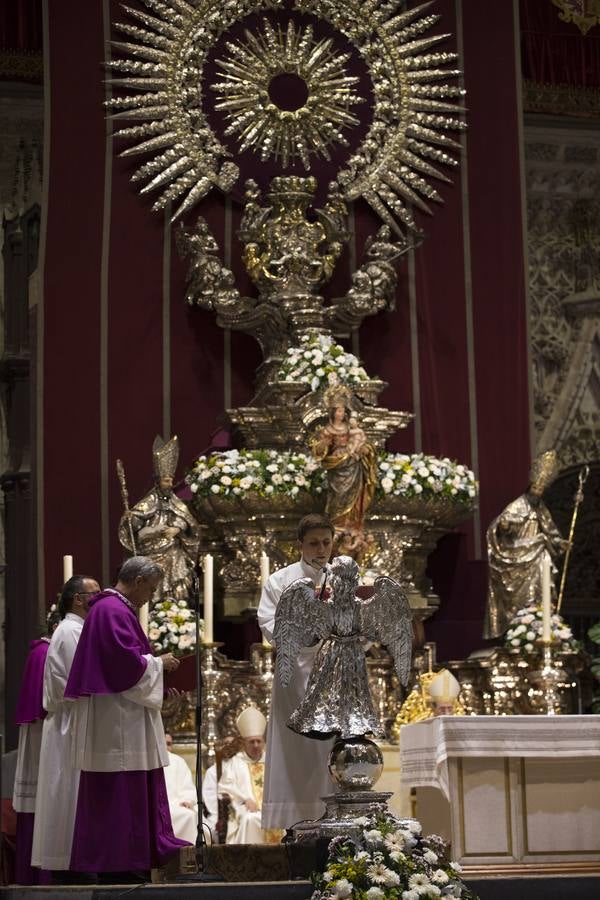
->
xmin=153 ymin=434 xmax=180 ymax=480
xmin=236 ymin=706 xmax=266 ymax=738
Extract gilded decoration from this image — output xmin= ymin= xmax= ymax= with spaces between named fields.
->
xmin=108 ymin=0 xmax=465 ymax=235
xmin=552 ymin=0 xmax=600 ymax=36
xmin=212 ymin=20 xmax=363 ymax=168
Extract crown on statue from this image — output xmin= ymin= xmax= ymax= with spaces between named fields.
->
xmin=324 ymin=382 xmax=355 ymax=411
xmin=152 ymin=435 xmax=179 ymax=480
xmin=530 ymin=449 xmax=559 ymax=490
xmin=267 ymin=175 xmax=316 ymax=200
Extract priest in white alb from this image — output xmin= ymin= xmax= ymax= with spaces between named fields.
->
xmin=164 ymin=733 xmax=198 ymax=844
xmin=218 ymin=706 xmax=276 ymax=844
xmin=31 ymin=574 xmax=100 ymax=879
xmin=257 ymin=514 xmax=335 ymax=831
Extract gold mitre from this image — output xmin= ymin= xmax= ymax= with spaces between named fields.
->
xmin=428 ymin=669 xmax=461 ymax=704
xmin=530 ymin=449 xmax=559 ymax=489
xmin=323 ymin=382 xmax=355 ymax=411
xmin=152 ymin=435 xmax=179 ymax=480
xmin=236 ymin=705 xmax=266 ymax=738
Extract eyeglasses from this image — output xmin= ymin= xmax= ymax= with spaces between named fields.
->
xmin=76 ymin=591 xmax=97 ymax=597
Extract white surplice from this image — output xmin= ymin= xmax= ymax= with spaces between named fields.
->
xmin=163 ymin=751 xmax=198 ymax=844
xmin=257 ymin=559 xmax=334 ymax=830
xmin=31 ymin=614 xmax=83 ymax=870
xmin=218 ymin=751 xmax=265 ymax=844
xmin=69 ymin=653 xmax=166 ymax=772
xmin=202 ymin=763 xmax=219 ymax=841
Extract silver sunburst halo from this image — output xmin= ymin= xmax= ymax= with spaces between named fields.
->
xmin=212 ymin=20 xmax=364 ymax=169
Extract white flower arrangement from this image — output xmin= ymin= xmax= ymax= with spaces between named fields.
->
xmin=505 ymin=605 xmax=580 ymax=655
xmin=148 ymin=598 xmax=201 ymax=657
xmin=187 ymin=448 xmax=325 ymax=500
xmin=277 ymin=333 xmax=370 ymax=392
xmin=311 ymin=815 xmax=478 ymax=900
xmin=376 ymin=453 xmax=477 ymax=505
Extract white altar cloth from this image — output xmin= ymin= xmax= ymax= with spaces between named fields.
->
xmin=400 ymin=715 xmax=600 ymax=870
xmin=401 ymin=715 xmax=600 ymax=799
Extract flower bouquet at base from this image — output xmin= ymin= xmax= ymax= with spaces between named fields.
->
xmin=148 ymin=598 xmax=202 ymax=657
xmin=311 ymin=814 xmax=479 ymax=900
xmin=505 ymin=604 xmax=580 ymax=656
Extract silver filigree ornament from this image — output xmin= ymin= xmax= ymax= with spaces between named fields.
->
xmin=108 ymin=0 xmax=465 ymax=234
xmin=211 ymin=20 xmax=364 ymax=169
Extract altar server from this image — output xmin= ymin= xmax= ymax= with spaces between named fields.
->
xmin=218 ymin=706 xmax=276 ymax=844
xmin=12 ymin=612 xmax=59 ymax=884
xmin=31 ymin=576 xmax=100 ymax=877
xmin=64 ymin=556 xmax=186 ymax=880
xmin=257 ymin=514 xmax=335 ymax=830
xmin=163 ymin=734 xmax=198 ymax=844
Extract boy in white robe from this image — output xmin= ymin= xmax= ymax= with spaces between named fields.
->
xmin=257 ymin=514 xmax=335 ymax=831
xmin=31 ymin=575 xmax=100 ymax=879
xmin=163 ymin=733 xmax=198 ymax=844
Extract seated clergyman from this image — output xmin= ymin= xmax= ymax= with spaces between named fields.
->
xmin=163 ymin=733 xmax=198 ymax=844
xmin=218 ymin=707 xmax=281 ymax=844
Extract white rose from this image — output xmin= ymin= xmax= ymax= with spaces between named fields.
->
xmin=332 ymin=878 xmax=353 ymax=898
xmin=220 ymin=475 xmax=232 ymax=485
xmin=381 ymin=477 xmax=394 ymax=494
xmin=210 ymin=484 xmax=220 ymax=494
xmin=402 ymin=891 xmax=420 ymax=900
xmin=414 ymin=483 xmax=423 ymax=493
xmin=239 ymin=476 xmax=253 ymax=490
xmin=364 ymin=829 xmax=384 ymax=845
xmin=526 ymin=631 xmax=536 ymax=641
xmin=366 ymin=889 xmax=384 ymax=900
xmin=423 ymin=850 xmax=438 ymax=864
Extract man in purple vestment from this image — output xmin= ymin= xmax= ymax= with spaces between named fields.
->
xmin=65 ymin=556 xmax=185 ymax=883
xmin=12 ymin=612 xmax=59 ymax=885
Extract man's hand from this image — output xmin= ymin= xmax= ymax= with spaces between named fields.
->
xmin=180 ymin=801 xmax=194 ymax=809
xmin=162 ymin=653 xmax=180 ymax=672
xmin=244 ymin=798 xmax=259 ymax=812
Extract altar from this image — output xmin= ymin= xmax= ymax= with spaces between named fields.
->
xmin=400 ymin=715 xmax=600 ymax=874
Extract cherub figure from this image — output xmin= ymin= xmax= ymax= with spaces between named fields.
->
xmin=273 ymin=556 xmax=413 ymax=740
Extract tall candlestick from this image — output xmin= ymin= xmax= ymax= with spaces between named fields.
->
xmin=203 ymin=553 xmax=214 ymax=643
xmin=63 ymin=555 xmax=73 ymax=584
xmin=541 ymin=553 xmax=552 ymax=643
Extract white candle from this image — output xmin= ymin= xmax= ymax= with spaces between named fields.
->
xmin=63 ymin=555 xmax=73 ymax=584
xmin=541 ymin=554 xmax=552 ymax=643
xmin=260 ymin=553 xmax=271 ymax=648
xmin=260 ymin=552 xmax=270 ymax=587
xmin=203 ymin=554 xmax=214 ymax=644
xmin=139 ymin=603 xmax=149 ymax=636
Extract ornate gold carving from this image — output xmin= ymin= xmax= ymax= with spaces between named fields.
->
xmin=552 ymin=0 xmax=600 ymax=36
xmin=212 ymin=20 xmax=363 ymax=168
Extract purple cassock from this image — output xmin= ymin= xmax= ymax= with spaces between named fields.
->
xmin=14 ymin=639 xmax=51 ymax=885
xmin=64 ymin=591 xmax=187 ymax=872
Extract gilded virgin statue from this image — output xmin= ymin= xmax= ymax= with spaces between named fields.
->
xmin=310 ymin=384 xmax=377 ymax=556
xmin=119 ymin=436 xmax=201 ymax=605
xmin=484 ymin=449 xmax=568 ymax=639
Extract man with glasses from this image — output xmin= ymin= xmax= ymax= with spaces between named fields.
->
xmin=31 ymin=574 xmax=100 ymax=883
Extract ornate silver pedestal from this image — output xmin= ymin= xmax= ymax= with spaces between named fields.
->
xmin=290 ymin=736 xmax=408 ymax=842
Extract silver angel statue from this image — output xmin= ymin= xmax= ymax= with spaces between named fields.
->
xmin=274 ymin=555 xmax=412 ymax=740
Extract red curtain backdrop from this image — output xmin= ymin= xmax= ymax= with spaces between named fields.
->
xmin=40 ymin=0 xmax=530 ymax=661
xmin=521 ymin=0 xmax=600 ymax=87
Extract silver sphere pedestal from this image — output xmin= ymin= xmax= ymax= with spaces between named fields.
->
xmin=291 ymin=736 xmax=401 ymax=842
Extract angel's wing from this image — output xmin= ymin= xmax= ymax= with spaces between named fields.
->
xmin=359 ymin=575 xmax=413 ymax=686
xmin=273 ymin=577 xmax=333 ymax=687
